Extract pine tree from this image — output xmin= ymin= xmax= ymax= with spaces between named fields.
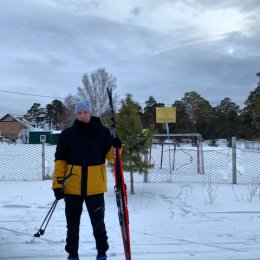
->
xmin=45 ymin=100 xmax=68 ymax=130
xmin=172 ymin=100 xmax=191 ymax=133
xmin=26 ymin=103 xmax=45 ymax=127
xmin=214 ymin=97 xmax=240 ymax=139
xmin=240 ymin=84 xmax=260 ymax=138
xmin=180 ymin=91 xmax=215 ymax=139
xmin=142 ymin=96 xmax=165 ymax=134
xmin=116 ymin=94 xmax=152 ymax=194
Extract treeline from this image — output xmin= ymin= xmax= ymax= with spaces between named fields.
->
xmin=141 ymin=90 xmax=260 ymax=140
xmin=25 ymin=68 xmax=260 ymax=140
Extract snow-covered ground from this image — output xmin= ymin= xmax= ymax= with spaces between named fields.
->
xmin=0 ymin=180 xmax=260 ymax=260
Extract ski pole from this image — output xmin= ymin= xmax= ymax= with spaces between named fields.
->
xmin=34 ymin=167 xmax=72 ymax=237
xmin=34 ymin=199 xmax=58 ymax=237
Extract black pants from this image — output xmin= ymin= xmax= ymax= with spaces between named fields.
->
xmin=64 ymin=193 xmax=109 ymax=256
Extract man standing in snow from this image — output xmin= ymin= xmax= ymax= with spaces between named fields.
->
xmin=52 ymin=99 xmax=121 ymax=260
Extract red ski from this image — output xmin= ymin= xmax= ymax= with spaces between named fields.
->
xmin=107 ymin=88 xmax=131 ymax=260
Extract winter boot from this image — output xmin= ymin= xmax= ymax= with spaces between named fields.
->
xmin=96 ymin=252 xmax=107 ymax=260
xmin=96 ymin=256 xmax=107 ymax=260
xmin=67 ymin=253 xmax=79 ymax=260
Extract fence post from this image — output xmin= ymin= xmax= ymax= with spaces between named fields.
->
xmin=172 ymin=141 xmax=177 ymax=170
xmin=144 ymin=152 xmax=148 ymax=183
xmin=232 ymin=136 xmax=237 ymax=184
xmin=160 ymin=143 xmax=164 ymax=169
xmin=197 ymin=135 xmax=200 ymax=173
xmin=41 ymin=135 xmax=46 ymax=180
xmin=200 ymin=136 xmax=205 ymax=174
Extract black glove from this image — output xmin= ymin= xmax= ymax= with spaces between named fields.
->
xmin=112 ymin=137 xmax=122 ymax=148
xmin=53 ymin=188 xmax=64 ymax=200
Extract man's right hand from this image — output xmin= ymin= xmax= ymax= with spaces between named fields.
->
xmin=53 ymin=188 xmax=64 ymax=200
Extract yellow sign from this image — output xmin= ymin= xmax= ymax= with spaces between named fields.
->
xmin=156 ymin=107 xmax=176 ymax=123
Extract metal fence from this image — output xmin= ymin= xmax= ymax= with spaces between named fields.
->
xmin=0 ymin=138 xmax=259 ymax=184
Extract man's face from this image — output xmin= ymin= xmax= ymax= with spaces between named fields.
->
xmin=76 ymin=110 xmax=91 ymax=123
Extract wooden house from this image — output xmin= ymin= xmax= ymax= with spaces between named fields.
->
xmin=0 ymin=114 xmax=35 ymax=141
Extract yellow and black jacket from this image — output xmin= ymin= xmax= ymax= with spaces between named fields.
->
xmin=52 ymin=117 xmax=114 ymax=196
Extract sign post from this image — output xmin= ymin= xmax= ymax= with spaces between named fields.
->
xmin=156 ymin=107 xmax=176 ymax=177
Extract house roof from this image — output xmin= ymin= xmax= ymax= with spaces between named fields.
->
xmin=0 ymin=113 xmax=36 ymax=129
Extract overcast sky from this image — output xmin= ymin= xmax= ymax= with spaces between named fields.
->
xmin=1 ymin=0 xmax=260 ymax=118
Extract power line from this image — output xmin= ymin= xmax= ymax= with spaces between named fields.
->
xmin=0 ymin=89 xmax=66 ymax=99
xmin=0 ymin=88 xmax=247 ymax=106
xmin=0 ymin=89 xmax=105 ymax=103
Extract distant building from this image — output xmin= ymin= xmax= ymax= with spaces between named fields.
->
xmin=0 ymin=114 xmax=36 ymax=142
xmin=28 ymin=130 xmax=61 ymax=145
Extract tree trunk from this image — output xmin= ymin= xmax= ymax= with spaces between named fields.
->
xmin=130 ymin=170 xmax=134 ymax=194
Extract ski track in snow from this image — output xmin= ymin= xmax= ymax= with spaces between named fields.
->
xmin=0 ymin=181 xmax=260 ymax=260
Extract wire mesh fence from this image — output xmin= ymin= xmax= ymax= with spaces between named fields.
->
xmin=237 ymin=148 xmax=260 ymax=184
xmin=0 ymin=143 xmax=56 ymax=181
xmin=0 ymin=139 xmax=259 ymax=184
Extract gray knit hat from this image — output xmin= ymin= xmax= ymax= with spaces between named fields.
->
xmin=75 ymin=99 xmax=92 ymax=113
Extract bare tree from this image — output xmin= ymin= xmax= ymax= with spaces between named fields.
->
xmin=77 ymin=67 xmax=118 ymax=116
xmin=247 ymin=175 xmax=260 ymax=202
xmin=64 ymin=94 xmax=78 ymax=126
xmin=202 ymin=166 xmax=218 ymax=204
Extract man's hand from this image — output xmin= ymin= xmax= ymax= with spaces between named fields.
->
xmin=112 ymin=137 xmax=122 ymax=149
xmin=53 ymin=188 xmax=64 ymax=200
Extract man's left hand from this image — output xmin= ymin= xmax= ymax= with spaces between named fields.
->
xmin=112 ymin=137 xmax=122 ymax=148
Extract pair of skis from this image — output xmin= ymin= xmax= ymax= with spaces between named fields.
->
xmin=107 ymin=88 xmax=131 ymax=260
